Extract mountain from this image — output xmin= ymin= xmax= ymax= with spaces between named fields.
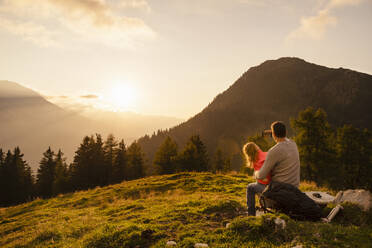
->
xmin=0 ymin=81 xmax=94 ymax=170
xmin=0 ymin=172 xmax=371 ymax=247
xmin=137 ymin=57 xmax=372 ymax=170
xmin=0 ymin=81 xmax=182 ymax=170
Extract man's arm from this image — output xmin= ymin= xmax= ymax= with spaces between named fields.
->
xmin=255 ymin=149 xmax=277 ymax=180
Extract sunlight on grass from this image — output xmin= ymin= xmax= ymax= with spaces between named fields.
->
xmin=1 ymin=173 xmax=371 ymax=248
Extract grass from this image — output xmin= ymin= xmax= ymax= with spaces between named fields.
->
xmin=0 ymin=172 xmax=371 ymax=247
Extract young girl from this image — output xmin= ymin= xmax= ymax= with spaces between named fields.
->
xmin=242 ymin=142 xmax=271 ymax=185
xmin=242 ymin=142 xmax=271 ymax=216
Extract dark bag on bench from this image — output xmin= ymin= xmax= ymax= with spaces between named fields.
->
xmin=260 ymin=181 xmax=322 ymax=221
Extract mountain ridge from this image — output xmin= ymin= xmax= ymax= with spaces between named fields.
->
xmin=138 ymin=57 xmax=372 ymax=170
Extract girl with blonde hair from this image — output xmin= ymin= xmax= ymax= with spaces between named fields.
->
xmin=242 ymin=142 xmax=271 ymax=216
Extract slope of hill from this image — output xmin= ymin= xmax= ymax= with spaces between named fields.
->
xmin=0 ymin=173 xmax=371 ymax=248
xmin=0 ymin=81 xmax=182 ymax=170
xmin=138 ymin=57 xmax=372 ymax=170
xmin=0 ymin=80 xmax=95 ymax=170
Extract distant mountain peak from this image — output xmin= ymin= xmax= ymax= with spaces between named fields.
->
xmin=138 ymin=58 xmax=372 ymax=170
xmin=0 ymin=80 xmax=41 ymax=98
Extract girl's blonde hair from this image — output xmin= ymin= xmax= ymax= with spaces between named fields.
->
xmin=242 ymin=142 xmax=260 ymax=168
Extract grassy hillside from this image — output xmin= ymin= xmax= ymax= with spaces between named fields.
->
xmin=1 ymin=173 xmax=372 ymax=248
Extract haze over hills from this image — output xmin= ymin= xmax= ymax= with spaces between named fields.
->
xmin=0 ymin=81 xmax=182 ymax=171
xmin=3 ymin=57 xmax=372 ymax=172
xmin=138 ymin=57 xmax=372 ymax=170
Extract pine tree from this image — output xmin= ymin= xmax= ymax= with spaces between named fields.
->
xmin=223 ymin=156 xmax=232 ymax=173
xmin=0 ymin=148 xmax=4 ymax=165
xmin=94 ymin=134 xmax=106 ymax=186
xmin=71 ymin=134 xmax=106 ymax=190
xmin=153 ymin=136 xmax=178 ymax=175
xmin=127 ymin=142 xmax=145 ymax=180
xmin=53 ymin=150 xmax=69 ymax=195
xmin=0 ymin=149 xmax=4 ymax=204
xmin=70 ymin=136 xmax=91 ymax=190
xmin=112 ymin=139 xmax=128 ymax=183
xmin=178 ymin=135 xmax=209 ymax=172
xmin=1 ymin=150 xmax=14 ymax=205
xmin=15 ymin=147 xmax=34 ymax=203
xmin=104 ymin=134 xmax=118 ymax=184
xmin=291 ymin=107 xmax=335 ymax=184
xmin=246 ymin=134 xmax=275 ymax=152
xmin=214 ymin=149 xmax=225 ymax=173
xmin=1 ymin=148 xmax=34 ymax=206
xmin=336 ymin=125 xmax=372 ymax=190
xmin=37 ymin=147 xmax=56 ymax=198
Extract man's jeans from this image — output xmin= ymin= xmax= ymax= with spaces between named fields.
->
xmin=246 ymin=182 xmax=267 ymax=216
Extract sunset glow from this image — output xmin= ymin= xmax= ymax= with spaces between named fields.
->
xmin=105 ymin=83 xmax=138 ymax=111
xmin=0 ymin=0 xmax=371 ymax=118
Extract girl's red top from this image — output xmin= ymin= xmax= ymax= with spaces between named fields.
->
xmin=254 ymin=150 xmax=271 ymax=185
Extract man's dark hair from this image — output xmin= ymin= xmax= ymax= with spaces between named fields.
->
xmin=271 ymin=121 xmax=286 ymax=138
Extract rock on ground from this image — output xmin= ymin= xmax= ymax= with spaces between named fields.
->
xmin=194 ymin=243 xmax=209 ymax=248
xmin=334 ymin=189 xmax=372 ymax=211
xmin=274 ymin=217 xmax=286 ymax=229
xmin=166 ymin=241 xmax=177 ymax=246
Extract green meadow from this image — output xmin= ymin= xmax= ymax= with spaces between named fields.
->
xmin=1 ymin=172 xmax=372 ymax=248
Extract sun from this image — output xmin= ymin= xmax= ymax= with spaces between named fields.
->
xmin=107 ymin=83 xmax=137 ymax=111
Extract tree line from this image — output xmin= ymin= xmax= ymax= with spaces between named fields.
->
xmin=0 ymin=133 xmax=231 ymax=207
xmin=291 ymin=107 xmax=372 ymax=191
xmin=0 ymin=134 xmax=145 ymax=207
xmin=153 ymin=135 xmax=230 ymax=175
xmin=2 ymin=106 xmax=370 ymax=207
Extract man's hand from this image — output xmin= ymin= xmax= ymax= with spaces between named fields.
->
xmin=254 ymin=170 xmax=259 ymax=179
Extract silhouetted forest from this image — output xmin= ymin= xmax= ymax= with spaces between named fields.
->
xmin=0 ymin=133 xmax=214 ymax=207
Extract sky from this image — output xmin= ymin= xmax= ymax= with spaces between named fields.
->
xmin=0 ymin=0 xmax=371 ymax=119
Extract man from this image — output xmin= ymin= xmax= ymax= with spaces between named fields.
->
xmin=247 ymin=121 xmax=300 ymax=216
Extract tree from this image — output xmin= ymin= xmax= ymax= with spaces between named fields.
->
xmin=0 ymin=149 xmax=4 ymax=166
xmin=178 ymin=135 xmax=209 ymax=172
xmin=127 ymin=142 xmax=145 ymax=180
xmin=13 ymin=147 xmax=34 ymax=203
xmin=53 ymin=150 xmax=70 ymax=195
xmin=224 ymin=156 xmax=232 ymax=173
xmin=36 ymin=147 xmax=56 ymax=198
xmin=153 ymin=136 xmax=178 ymax=175
xmin=71 ymin=134 xmax=106 ymax=190
xmin=104 ymin=134 xmax=118 ymax=184
xmin=291 ymin=107 xmax=335 ymax=184
xmin=246 ymin=134 xmax=275 ymax=152
xmin=214 ymin=149 xmax=225 ymax=173
xmin=0 ymin=149 xmax=4 ymax=204
xmin=0 ymin=148 xmax=34 ymax=206
xmin=335 ymin=125 xmax=372 ymax=190
xmin=213 ymin=148 xmax=232 ymax=173
xmin=112 ymin=139 xmax=128 ymax=183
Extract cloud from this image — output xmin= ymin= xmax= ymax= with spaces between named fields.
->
xmin=0 ymin=0 xmax=155 ymax=48
xmin=287 ymin=0 xmax=364 ymax=41
xmin=328 ymin=0 xmax=364 ymax=8
xmin=119 ymin=0 xmax=152 ymax=13
xmin=0 ymin=17 xmax=59 ymax=47
xmin=44 ymin=95 xmax=69 ymax=99
xmin=80 ymin=94 xmax=99 ymax=99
